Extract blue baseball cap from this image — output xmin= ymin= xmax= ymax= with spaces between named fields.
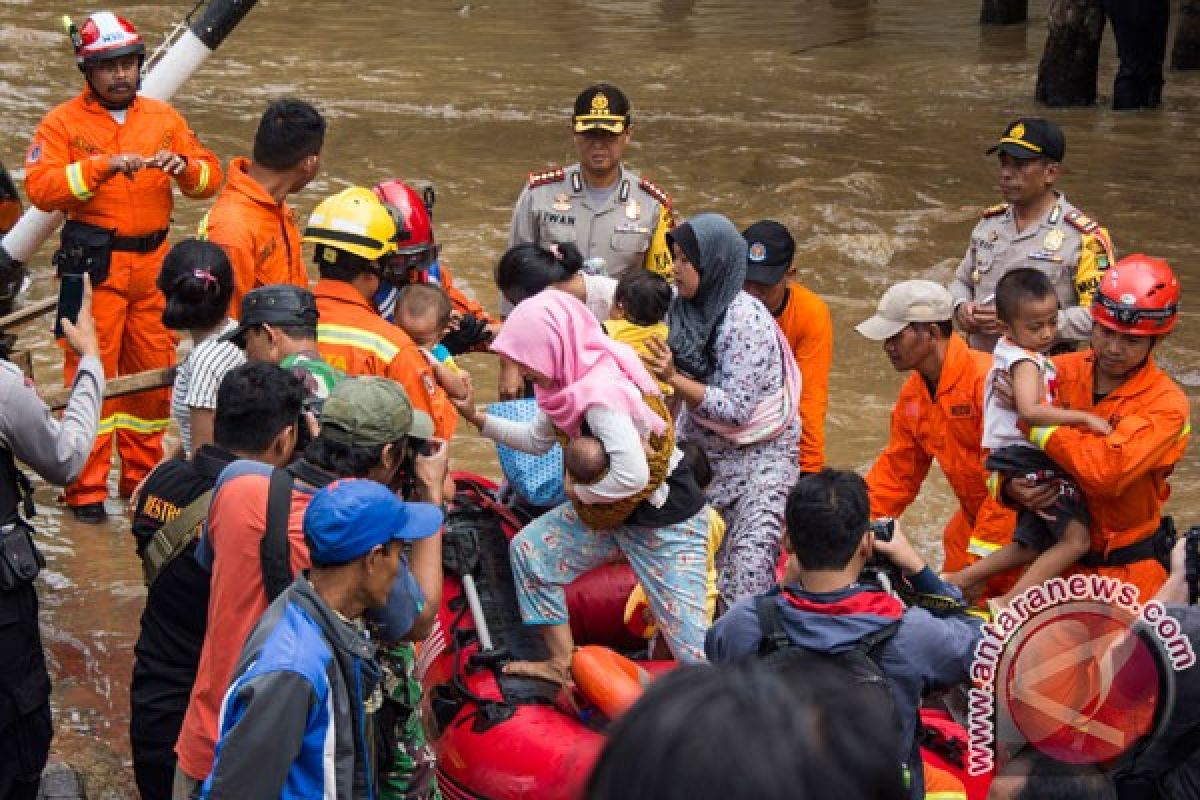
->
xmin=304 ymin=479 xmax=443 ymax=566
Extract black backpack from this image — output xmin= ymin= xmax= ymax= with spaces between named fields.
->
xmin=754 ymin=592 xmax=901 ymax=724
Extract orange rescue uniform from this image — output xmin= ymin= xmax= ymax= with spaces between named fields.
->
xmin=199 ymin=156 xmax=308 ymax=316
xmin=772 ymin=281 xmax=833 ymax=473
xmin=1023 ymin=351 xmax=1190 ymax=600
xmin=866 ymin=334 xmax=1015 ymax=573
xmin=25 ymin=90 xmax=220 ymax=504
xmin=313 ymin=279 xmax=450 ymax=438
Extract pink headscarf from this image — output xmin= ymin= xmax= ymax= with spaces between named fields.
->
xmin=491 ymin=290 xmax=667 ymax=439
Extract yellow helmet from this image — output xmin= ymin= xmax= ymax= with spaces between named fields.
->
xmin=304 ymin=187 xmax=399 ymax=267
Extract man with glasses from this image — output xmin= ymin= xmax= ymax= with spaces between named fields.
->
xmin=949 ymin=118 xmax=1115 ymax=354
xmin=499 ymin=83 xmax=675 ymax=398
xmin=856 ymin=280 xmax=1016 ymax=595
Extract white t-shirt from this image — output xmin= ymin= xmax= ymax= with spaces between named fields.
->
xmin=582 ymin=274 xmax=617 ymax=322
xmin=982 ymin=336 xmax=1058 ymax=450
xmin=171 ymin=319 xmax=246 ymax=456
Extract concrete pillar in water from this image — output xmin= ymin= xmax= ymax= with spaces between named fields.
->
xmin=1035 ymin=0 xmax=1106 ymax=106
xmin=1173 ymin=0 xmax=1200 ymax=69
xmin=980 ymin=0 xmax=1027 ymax=25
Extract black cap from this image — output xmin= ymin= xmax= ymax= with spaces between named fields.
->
xmin=986 ymin=118 xmax=1065 ymax=162
xmin=222 ymin=284 xmax=319 ymax=346
xmin=573 ymin=83 xmax=631 ymax=134
xmin=741 ymin=220 xmax=795 ymax=285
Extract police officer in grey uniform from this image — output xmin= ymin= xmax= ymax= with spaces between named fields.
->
xmin=948 ymin=118 xmax=1115 ymax=353
xmin=506 ymin=83 xmax=673 ymax=291
xmin=500 ymin=82 xmax=675 ymax=398
xmin=0 ymin=280 xmax=103 ymax=800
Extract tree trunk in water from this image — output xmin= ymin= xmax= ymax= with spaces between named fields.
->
xmin=1036 ymin=0 xmax=1106 ymax=105
xmin=981 ymin=0 xmax=1028 ymax=25
xmin=1173 ymin=0 xmax=1200 ymax=69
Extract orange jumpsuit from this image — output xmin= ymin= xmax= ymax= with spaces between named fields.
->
xmin=25 ymin=90 xmax=221 ymax=504
xmin=772 ymin=281 xmax=833 ymax=473
xmin=198 ymin=156 xmax=308 ymax=317
xmin=1025 ymin=352 xmax=1190 ymax=600
xmin=866 ymin=334 xmax=1016 ymax=573
xmin=312 ymin=279 xmax=449 ymax=438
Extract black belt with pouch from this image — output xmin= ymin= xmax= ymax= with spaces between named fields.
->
xmin=0 ymin=518 xmax=44 ymax=591
xmin=53 ymin=221 xmax=169 ymax=287
xmin=53 ymin=220 xmax=115 ymax=286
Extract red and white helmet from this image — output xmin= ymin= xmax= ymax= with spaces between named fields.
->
xmin=372 ymin=179 xmax=438 ymax=282
xmin=74 ymin=11 xmax=145 ymax=69
xmin=1092 ymin=254 xmax=1180 ymax=336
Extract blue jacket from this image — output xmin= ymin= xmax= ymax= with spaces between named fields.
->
xmin=202 ymin=575 xmax=382 ymax=799
xmin=706 ymin=580 xmax=981 ymax=799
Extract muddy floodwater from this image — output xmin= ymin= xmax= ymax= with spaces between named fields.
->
xmin=1 ymin=0 xmax=1198 ymax=792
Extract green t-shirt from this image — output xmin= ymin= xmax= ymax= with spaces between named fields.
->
xmin=280 ymin=350 xmax=344 ymax=413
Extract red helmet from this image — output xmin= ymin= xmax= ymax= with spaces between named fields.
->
xmin=74 ymin=11 xmax=145 ymax=69
xmin=1092 ymin=254 xmax=1180 ymax=336
xmin=372 ymin=180 xmax=437 ymax=282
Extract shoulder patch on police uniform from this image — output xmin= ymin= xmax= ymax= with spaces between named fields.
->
xmin=1064 ymin=209 xmax=1099 ymax=234
xmin=981 ymin=203 xmax=1008 ymax=219
xmin=527 ymin=167 xmax=566 ymax=188
xmin=638 ymin=176 xmax=672 ymax=208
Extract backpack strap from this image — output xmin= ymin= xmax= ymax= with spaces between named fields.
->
xmin=260 ymin=467 xmax=295 ymax=603
xmin=855 ymin=619 xmax=901 ymax=658
xmin=754 ymin=593 xmax=791 ymax=656
xmin=141 ymin=489 xmax=212 ymax=587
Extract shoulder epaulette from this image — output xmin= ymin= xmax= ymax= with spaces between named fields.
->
xmin=1064 ymin=209 xmax=1099 ymax=234
xmin=981 ymin=203 xmax=1008 ymax=219
xmin=639 ymin=176 xmax=672 ymax=209
xmin=527 ymin=167 xmax=565 ymax=189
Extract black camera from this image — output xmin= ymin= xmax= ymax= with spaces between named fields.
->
xmin=870 ymin=517 xmax=895 ymax=542
xmin=1185 ymin=525 xmax=1200 ymax=605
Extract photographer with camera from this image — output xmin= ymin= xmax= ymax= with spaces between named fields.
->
xmin=0 ymin=276 xmax=102 ymax=800
xmin=706 ymin=469 xmax=982 ymax=800
xmin=175 ymin=376 xmax=448 ymax=799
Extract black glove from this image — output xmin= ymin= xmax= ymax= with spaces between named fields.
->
xmin=439 ymin=312 xmax=491 ymax=355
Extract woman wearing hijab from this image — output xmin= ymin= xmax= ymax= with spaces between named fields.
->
xmin=644 ymin=213 xmax=801 ymax=607
xmin=452 ymin=290 xmax=710 ymax=683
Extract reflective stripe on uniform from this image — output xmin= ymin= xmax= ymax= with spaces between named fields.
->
xmin=196 ymin=210 xmax=211 ymax=240
xmin=1180 ymin=419 xmax=1192 ymax=442
xmin=986 ymin=471 xmax=1002 ymax=500
xmin=66 ymin=162 xmax=93 ymax=201
xmin=1028 ymin=425 xmax=1058 ymax=450
xmin=110 ymin=412 xmax=170 ymax=434
xmin=191 ymin=161 xmax=211 ymax=196
xmin=97 ymin=414 xmax=117 ymax=436
xmin=318 ymin=323 xmax=400 ymax=363
xmin=968 ymin=537 xmax=1001 ymax=558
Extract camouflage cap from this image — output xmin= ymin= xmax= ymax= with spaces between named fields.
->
xmin=319 ymin=376 xmax=434 ymax=446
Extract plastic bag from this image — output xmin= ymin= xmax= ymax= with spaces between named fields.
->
xmin=488 ymin=398 xmax=566 ymax=508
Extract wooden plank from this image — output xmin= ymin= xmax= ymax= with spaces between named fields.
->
xmin=0 ymin=297 xmax=57 ymax=332
xmin=45 ymin=366 xmax=177 ymax=411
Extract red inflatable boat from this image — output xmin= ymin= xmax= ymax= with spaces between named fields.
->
xmin=419 ymin=474 xmax=991 ymax=799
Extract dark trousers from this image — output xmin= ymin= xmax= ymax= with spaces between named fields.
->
xmin=0 ymin=585 xmax=52 ymax=800
xmin=1104 ymin=0 xmax=1171 ymax=109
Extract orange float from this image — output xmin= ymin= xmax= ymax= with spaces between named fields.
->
xmin=572 ymin=644 xmax=651 ymax=719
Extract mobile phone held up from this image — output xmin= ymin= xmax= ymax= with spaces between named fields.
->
xmin=55 ymin=273 xmax=85 ymax=339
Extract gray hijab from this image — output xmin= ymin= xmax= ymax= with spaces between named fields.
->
xmin=666 ymin=213 xmax=748 ymax=380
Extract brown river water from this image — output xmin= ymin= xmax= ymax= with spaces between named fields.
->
xmin=2 ymin=0 xmax=1199 ymax=791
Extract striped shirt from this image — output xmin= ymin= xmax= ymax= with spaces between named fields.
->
xmin=172 ymin=319 xmax=245 ymax=456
